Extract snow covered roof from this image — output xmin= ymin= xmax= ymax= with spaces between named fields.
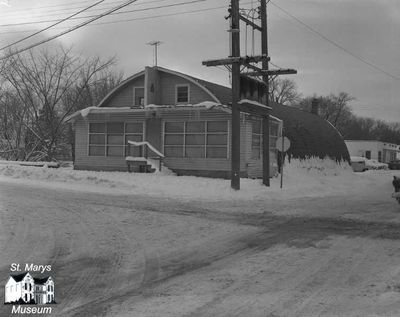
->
xmin=65 ymin=102 xmax=231 ymax=122
xmin=238 ymin=99 xmax=271 ymax=110
xmin=33 ymin=276 xmax=51 ymax=285
xmin=10 ymin=272 xmax=30 ymax=282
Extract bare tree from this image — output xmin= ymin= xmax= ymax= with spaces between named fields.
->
xmin=269 ymin=77 xmax=301 ymax=105
xmin=1 ymin=46 xmax=117 ymax=161
xmin=330 ymin=92 xmax=355 ymax=127
xmin=0 ymin=90 xmax=28 ymax=159
xmin=296 ymin=92 xmax=354 ymax=131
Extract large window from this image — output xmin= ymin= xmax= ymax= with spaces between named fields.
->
xmin=164 ymin=121 xmax=228 ymax=158
xmin=251 ymin=119 xmax=280 ymax=159
xmin=88 ymin=122 xmax=144 ymax=157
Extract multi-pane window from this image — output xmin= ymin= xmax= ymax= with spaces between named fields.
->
xmin=164 ymin=121 xmax=228 ymax=158
xmin=251 ymin=118 xmax=280 ymax=159
xmin=176 ymin=85 xmax=189 ymax=103
xmin=88 ymin=122 xmax=144 ymax=157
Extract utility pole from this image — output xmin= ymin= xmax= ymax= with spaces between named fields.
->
xmin=147 ymin=40 xmax=162 ymax=66
xmin=230 ymin=0 xmax=241 ymax=190
xmin=203 ymin=0 xmax=296 ymax=190
xmin=260 ymin=0 xmax=270 ymax=186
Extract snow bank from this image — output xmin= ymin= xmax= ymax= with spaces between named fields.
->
xmin=0 ymin=157 xmax=394 ymax=201
xmin=0 ymin=160 xmax=59 ymax=168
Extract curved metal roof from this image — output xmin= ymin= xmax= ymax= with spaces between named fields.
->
xmin=270 ymin=101 xmax=350 ymax=162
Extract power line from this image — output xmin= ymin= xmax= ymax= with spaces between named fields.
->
xmin=0 ymin=0 xmax=208 ymax=58
xmin=83 ymin=4 xmax=228 ymax=26
xmin=269 ymin=1 xmax=400 ymax=80
xmin=0 ymin=0 xmax=255 ymax=56
xmin=0 ymin=0 xmax=141 ymax=60
xmin=0 ymin=0 xmax=119 ymax=12
xmin=0 ymin=0 xmax=206 ymax=27
xmin=0 ymin=4 xmax=230 ymax=37
xmin=0 ymin=0 xmax=236 ymax=38
xmin=0 ymin=0 xmax=106 ymax=52
xmin=0 ymin=1 xmax=123 ymax=20
xmin=0 ymin=0 xmax=173 ymax=21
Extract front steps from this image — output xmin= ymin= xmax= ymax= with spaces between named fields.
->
xmin=125 ymin=157 xmax=157 ymax=173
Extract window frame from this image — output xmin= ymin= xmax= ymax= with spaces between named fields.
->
xmin=175 ymin=84 xmax=190 ymax=104
xmin=88 ymin=121 xmax=145 ymax=157
xmin=163 ymin=120 xmax=229 ymax=159
xmin=251 ymin=119 xmax=262 ymax=159
xmin=251 ymin=118 xmax=281 ymax=160
xmin=133 ymin=86 xmax=145 ymax=107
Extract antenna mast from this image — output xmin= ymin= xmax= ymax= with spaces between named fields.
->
xmin=147 ymin=41 xmax=162 ymax=66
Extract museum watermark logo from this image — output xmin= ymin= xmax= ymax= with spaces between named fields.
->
xmin=4 ymin=263 xmax=56 ymax=314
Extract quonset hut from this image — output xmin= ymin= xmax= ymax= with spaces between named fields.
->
xmin=270 ymin=102 xmax=350 ymax=162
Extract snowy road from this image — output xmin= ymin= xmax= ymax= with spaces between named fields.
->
xmin=1 ymin=178 xmax=400 ymax=316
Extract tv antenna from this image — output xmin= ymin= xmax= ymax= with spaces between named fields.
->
xmin=147 ymin=41 xmax=162 ymax=66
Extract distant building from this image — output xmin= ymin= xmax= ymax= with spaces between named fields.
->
xmin=4 ymin=272 xmax=55 ymax=305
xmin=345 ymin=140 xmax=399 ymax=163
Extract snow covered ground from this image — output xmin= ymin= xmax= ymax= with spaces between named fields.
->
xmin=0 ymin=157 xmax=396 ymax=202
xmin=1 ymin=158 xmax=400 ymax=316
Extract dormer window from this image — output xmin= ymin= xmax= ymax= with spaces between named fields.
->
xmin=134 ymin=87 xmax=144 ymax=106
xmin=176 ymin=84 xmax=189 ymax=103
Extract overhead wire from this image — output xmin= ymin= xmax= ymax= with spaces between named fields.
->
xmin=0 ymin=0 xmax=207 ymax=28
xmin=0 ymin=0 xmax=173 ymax=21
xmin=0 ymin=1 xmax=238 ymax=37
xmin=7 ymin=0 xmax=110 ymax=10
xmin=269 ymin=0 xmax=400 ymax=80
xmin=0 ymin=0 xmax=106 ymax=52
xmin=3 ymin=0 xmax=395 ymax=84
xmin=0 ymin=0 xmax=209 ymax=58
xmin=0 ymin=0 xmax=251 ymax=62
xmin=0 ymin=0 xmax=141 ymax=59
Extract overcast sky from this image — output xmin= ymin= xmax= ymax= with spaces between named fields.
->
xmin=0 ymin=0 xmax=399 ymax=122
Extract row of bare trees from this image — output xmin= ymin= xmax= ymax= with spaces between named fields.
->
xmin=0 ymin=46 xmax=122 ymax=161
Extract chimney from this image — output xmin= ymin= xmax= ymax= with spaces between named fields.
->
xmin=311 ymin=98 xmax=319 ymax=115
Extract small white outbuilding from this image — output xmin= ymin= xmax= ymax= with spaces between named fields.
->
xmin=345 ymin=140 xmax=399 ymax=163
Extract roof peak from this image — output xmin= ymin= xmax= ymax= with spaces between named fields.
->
xmin=10 ymin=272 xmax=30 ymax=282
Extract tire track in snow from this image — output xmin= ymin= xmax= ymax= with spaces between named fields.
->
xmin=52 ymin=202 xmax=101 ymax=315
xmin=57 ymin=203 xmax=144 ymax=317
